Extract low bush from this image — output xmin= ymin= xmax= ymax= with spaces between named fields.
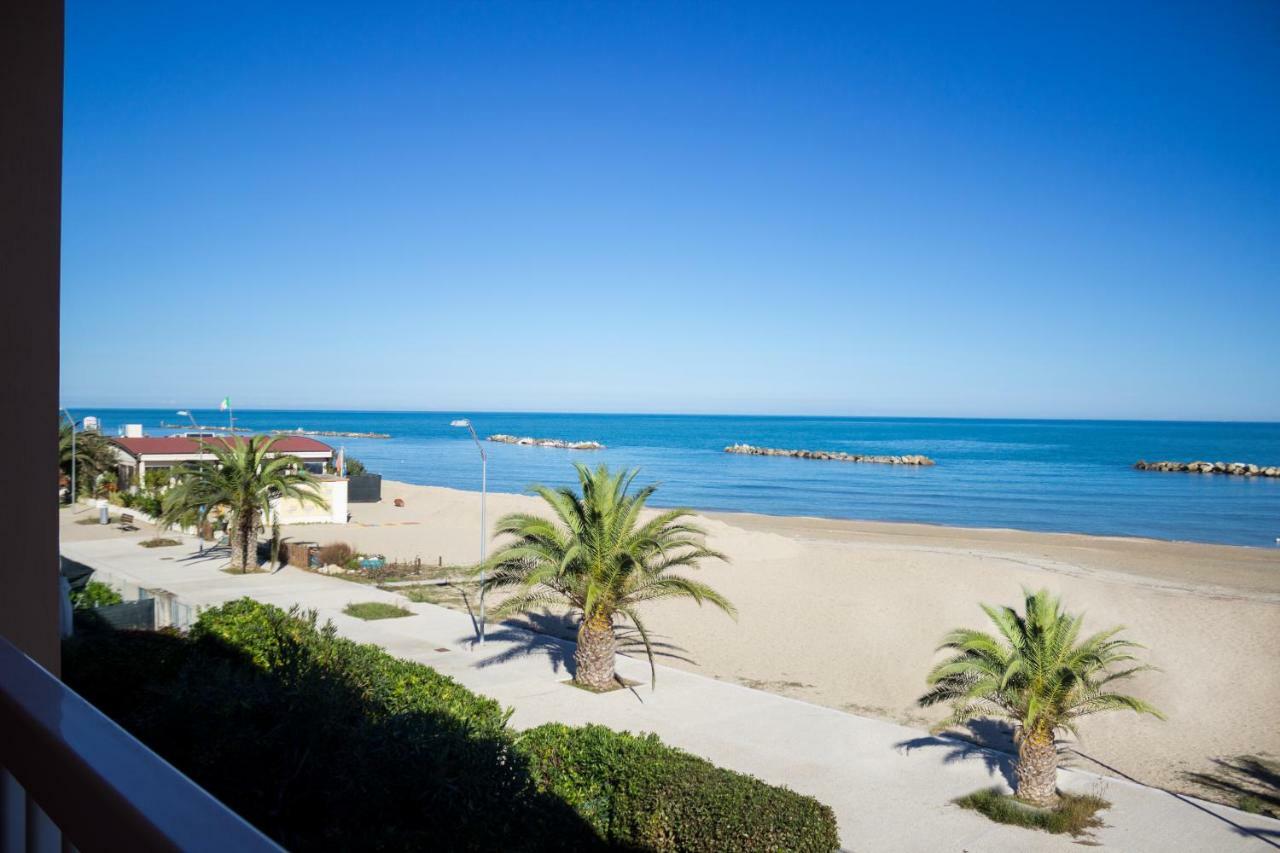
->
xmin=139 ymin=537 xmax=181 ymax=548
xmin=954 ymin=787 xmax=1108 ymax=837
xmin=343 ymin=601 xmax=413 ymax=620
xmin=68 ymin=599 xmax=579 ymax=850
xmin=517 ymin=723 xmax=840 ymax=852
xmin=68 ymin=580 xmax=123 ymax=609
xmin=316 ymin=541 xmax=354 ymax=567
xmin=135 ymin=493 xmax=164 ymax=517
xmin=64 ymin=599 xmax=839 ymax=852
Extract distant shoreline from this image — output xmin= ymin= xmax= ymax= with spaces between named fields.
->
xmin=70 ymin=408 xmax=1280 ymax=547
xmin=386 ymin=478 xmax=1280 ymax=557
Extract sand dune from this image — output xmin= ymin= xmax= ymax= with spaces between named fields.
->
xmin=281 ymin=479 xmax=1280 ymax=800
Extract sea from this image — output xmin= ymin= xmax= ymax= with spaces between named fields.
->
xmin=83 ymin=409 xmax=1280 ymax=547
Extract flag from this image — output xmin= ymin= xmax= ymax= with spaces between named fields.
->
xmin=219 ymin=397 xmax=230 ymax=411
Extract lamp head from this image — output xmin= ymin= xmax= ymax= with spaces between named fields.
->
xmin=450 ymin=419 xmax=471 ymax=428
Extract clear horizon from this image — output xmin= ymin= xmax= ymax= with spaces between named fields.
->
xmin=55 ymin=403 xmax=1280 ymax=426
xmin=61 ymin=3 xmax=1280 ymax=421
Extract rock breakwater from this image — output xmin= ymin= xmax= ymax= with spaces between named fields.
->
xmin=1135 ymin=460 xmax=1279 ymax=477
xmin=724 ymin=444 xmax=934 ymax=466
xmin=487 ymin=434 xmax=605 ymax=450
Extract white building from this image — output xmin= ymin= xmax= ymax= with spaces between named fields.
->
xmin=108 ymin=435 xmax=348 ymax=525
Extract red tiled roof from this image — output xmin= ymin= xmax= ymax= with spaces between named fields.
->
xmin=110 ymin=435 xmax=333 ymax=458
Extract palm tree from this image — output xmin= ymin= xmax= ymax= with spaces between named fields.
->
xmin=482 ymin=463 xmax=734 ymax=690
xmin=161 ymin=436 xmax=327 ymax=572
xmin=58 ymin=422 xmax=118 ymax=497
xmin=918 ymin=589 xmax=1163 ymax=807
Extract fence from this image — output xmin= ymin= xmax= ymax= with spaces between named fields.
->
xmin=63 ymin=562 xmax=196 ymax=633
xmin=347 ymin=473 xmax=382 ymax=503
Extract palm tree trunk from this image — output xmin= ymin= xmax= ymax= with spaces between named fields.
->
xmin=228 ymin=523 xmax=246 ymax=572
xmin=574 ymin=614 xmax=617 ymax=690
xmin=228 ymin=515 xmax=258 ymax=573
xmin=1015 ymin=729 xmax=1060 ymax=807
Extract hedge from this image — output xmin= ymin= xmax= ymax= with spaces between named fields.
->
xmin=66 ymin=600 xmax=586 ymax=851
xmin=64 ymin=598 xmax=839 ymax=851
xmin=517 ymin=723 xmax=840 ymax=852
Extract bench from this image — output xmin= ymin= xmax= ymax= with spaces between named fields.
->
xmin=118 ymin=513 xmax=139 ymax=532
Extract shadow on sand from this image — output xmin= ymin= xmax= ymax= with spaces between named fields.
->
xmin=1183 ymin=755 xmax=1280 ymax=820
xmin=1071 ymin=747 xmax=1280 ymax=846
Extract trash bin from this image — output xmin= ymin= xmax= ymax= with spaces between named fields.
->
xmin=97 ymin=500 xmax=109 ymax=525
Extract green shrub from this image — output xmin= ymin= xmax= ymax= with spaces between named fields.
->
xmin=516 ymin=723 xmax=840 ymax=852
xmin=64 ymin=599 xmax=839 ymax=852
xmin=954 ymin=787 xmax=1108 ymax=837
xmin=62 ymin=628 xmax=191 ymax=720
xmin=69 ymin=580 xmax=123 ymax=609
xmin=69 ymin=599 xmax=584 ymax=851
xmin=136 ymin=493 xmax=164 ymax=517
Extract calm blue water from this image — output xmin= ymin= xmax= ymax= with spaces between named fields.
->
xmin=83 ymin=409 xmax=1280 ymax=547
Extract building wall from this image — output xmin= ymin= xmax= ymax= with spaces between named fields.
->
xmin=272 ymin=478 xmax=348 ymax=525
xmin=0 ymin=0 xmax=63 ymax=673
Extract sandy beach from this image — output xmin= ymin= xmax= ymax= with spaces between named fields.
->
xmin=280 ymin=478 xmax=1280 ymax=801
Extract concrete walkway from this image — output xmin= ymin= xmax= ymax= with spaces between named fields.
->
xmin=61 ymin=533 xmax=1280 ymax=852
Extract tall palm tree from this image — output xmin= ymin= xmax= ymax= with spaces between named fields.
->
xmin=483 ymin=464 xmax=734 ymax=690
xmin=918 ymin=589 xmax=1163 ymax=807
xmin=161 ymin=436 xmax=327 ymax=572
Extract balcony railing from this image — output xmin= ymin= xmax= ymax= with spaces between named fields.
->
xmin=0 ymin=635 xmax=280 ymax=853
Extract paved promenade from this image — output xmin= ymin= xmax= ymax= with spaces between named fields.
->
xmin=60 ymin=527 xmax=1280 ymax=852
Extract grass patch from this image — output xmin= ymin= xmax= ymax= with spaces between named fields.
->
xmin=139 ymin=538 xmax=182 ymax=548
xmin=395 ymin=582 xmax=476 ymax=610
xmin=75 ymin=515 xmax=111 ymax=525
xmin=220 ymin=566 xmax=269 ymax=575
xmin=954 ymin=787 xmax=1109 ymax=838
xmin=343 ymin=601 xmax=413 ymax=620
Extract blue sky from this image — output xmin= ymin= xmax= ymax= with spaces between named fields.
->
xmin=61 ymin=2 xmax=1280 ymax=420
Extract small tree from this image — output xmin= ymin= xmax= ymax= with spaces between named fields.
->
xmin=483 ymin=464 xmax=734 ymax=690
xmin=919 ymin=589 xmax=1163 ymax=807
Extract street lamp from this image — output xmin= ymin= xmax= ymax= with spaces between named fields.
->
xmin=176 ymin=410 xmax=199 ymax=431
xmin=61 ymin=408 xmax=76 ymax=508
xmin=451 ymin=418 xmax=487 ymax=644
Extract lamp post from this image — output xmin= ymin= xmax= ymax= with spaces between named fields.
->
xmin=451 ymin=418 xmax=487 ymax=644
xmin=176 ymin=410 xmax=199 ymax=432
xmin=61 ymin=408 xmax=76 ymax=508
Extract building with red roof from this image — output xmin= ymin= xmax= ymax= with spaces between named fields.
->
xmin=107 ymin=434 xmax=346 ymax=524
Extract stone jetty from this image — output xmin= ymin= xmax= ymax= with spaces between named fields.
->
xmin=1135 ymin=460 xmax=1279 ymax=477
xmin=276 ymin=428 xmax=391 ymax=439
xmin=488 ymin=434 xmax=605 ymax=450
xmin=725 ymin=443 xmax=934 ymax=466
